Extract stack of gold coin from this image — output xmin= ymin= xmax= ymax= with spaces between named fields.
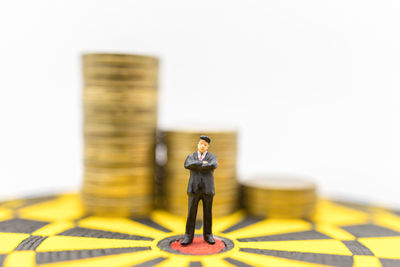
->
xmin=162 ymin=130 xmax=238 ymax=218
xmin=81 ymin=53 xmax=159 ymax=217
xmin=240 ymin=175 xmax=317 ymax=219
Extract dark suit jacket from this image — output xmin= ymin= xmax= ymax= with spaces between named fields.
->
xmin=184 ymin=151 xmax=218 ymax=195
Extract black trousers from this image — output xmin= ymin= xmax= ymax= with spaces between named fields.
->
xmin=184 ymin=189 xmax=214 ymax=237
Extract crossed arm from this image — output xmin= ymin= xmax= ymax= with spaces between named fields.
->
xmin=201 ymin=156 xmax=218 ymax=170
xmin=184 ymin=154 xmax=218 ymax=171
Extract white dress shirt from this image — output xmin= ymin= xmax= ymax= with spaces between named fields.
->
xmin=198 ymin=151 xmax=207 ymax=161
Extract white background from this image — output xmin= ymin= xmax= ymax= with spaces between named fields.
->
xmin=0 ymin=0 xmax=399 ymax=207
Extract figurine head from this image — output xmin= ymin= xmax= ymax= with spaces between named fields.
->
xmin=198 ymin=135 xmax=211 ymax=153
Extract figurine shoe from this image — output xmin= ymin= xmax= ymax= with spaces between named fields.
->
xmin=203 ymin=234 xmax=215 ymax=244
xmin=180 ymin=234 xmax=194 ymax=245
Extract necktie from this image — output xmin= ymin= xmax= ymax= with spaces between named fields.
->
xmin=199 ymin=153 xmax=203 ymax=161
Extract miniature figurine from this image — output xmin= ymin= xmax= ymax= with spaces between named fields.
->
xmin=181 ymin=135 xmax=218 ymax=245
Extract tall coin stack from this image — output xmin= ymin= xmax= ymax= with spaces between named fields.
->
xmin=81 ymin=53 xmax=159 ymax=217
xmin=240 ymin=175 xmax=317 ymax=219
xmin=163 ymin=130 xmax=238 ymax=218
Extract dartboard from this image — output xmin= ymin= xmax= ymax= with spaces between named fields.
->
xmin=0 ymin=193 xmax=399 ymax=267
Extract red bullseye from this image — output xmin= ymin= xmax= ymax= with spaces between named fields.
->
xmin=170 ymin=236 xmax=226 ymax=255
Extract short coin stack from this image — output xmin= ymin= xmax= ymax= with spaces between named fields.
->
xmin=81 ymin=53 xmax=159 ymax=217
xmin=240 ymin=175 xmax=317 ymax=219
xmin=163 ymin=130 xmax=239 ymax=218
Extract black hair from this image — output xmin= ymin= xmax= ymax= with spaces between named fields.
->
xmin=199 ymin=135 xmax=211 ymax=144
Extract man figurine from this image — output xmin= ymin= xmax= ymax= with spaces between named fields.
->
xmin=180 ymin=135 xmax=218 ymax=245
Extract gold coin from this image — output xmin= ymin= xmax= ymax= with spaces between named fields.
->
xmin=85 ymin=166 xmax=154 ymax=176
xmin=81 ymin=185 xmax=153 ymax=198
xmin=83 ymin=65 xmax=158 ymax=74
xmin=83 ymin=173 xmax=154 ymax=183
xmin=248 ymin=193 xmax=317 ymax=203
xmin=83 ymin=183 xmax=154 ymax=193
xmin=241 ymin=177 xmax=316 ymax=192
xmin=248 ymin=197 xmax=317 ymax=208
xmin=84 ymin=153 xmax=155 ymax=163
xmin=84 ymin=160 xmax=154 ymax=168
xmin=83 ymin=171 xmax=154 ymax=180
xmin=247 ymin=206 xmax=316 ymax=213
xmin=83 ymin=66 xmax=158 ymax=80
xmin=83 ymin=79 xmax=157 ymax=87
xmin=81 ymin=202 xmax=153 ymax=213
xmin=84 ymin=150 xmax=154 ymax=163
xmin=81 ymin=194 xmax=153 ymax=206
xmin=244 ymin=189 xmax=316 ymax=199
xmin=83 ymin=181 xmax=153 ymax=193
xmin=84 ymin=143 xmax=155 ymax=152
xmin=84 ymin=141 xmax=155 ymax=149
xmin=82 ymin=53 xmax=158 ymax=67
xmin=83 ymin=92 xmax=157 ymax=108
xmin=83 ymin=76 xmax=158 ymax=85
xmin=83 ymin=85 xmax=157 ymax=95
xmin=240 ymin=176 xmax=317 ymax=219
xmin=83 ymin=105 xmax=157 ymax=117
xmin=244 ymin=185 xmax=316 ymax=195
xmin=84 ymin=181 xmax=154 ymax=189
xmin=83 ymin=98 xmax=158 ymax=110
xmin=248 ymin=210 xmax=315 ymax=219
xmin=83 ymin=177 xmax=155 ymax=186
xmin=83 ymin=124 xmax=155 ymax=137
xmin=83 ymin=206 xmax=152 ymax=217
xmin=81 ymin=187 xmax=153 ymax=198
xmin=84 ymin=136 xmax=156 ymax=146
xmin=84 ymin=143 xmax=155 ymax=154
xmin=84 ymin=115 xmax=157 ymax=126
xmin=246 ymin=199 xmax=317 ymax=209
